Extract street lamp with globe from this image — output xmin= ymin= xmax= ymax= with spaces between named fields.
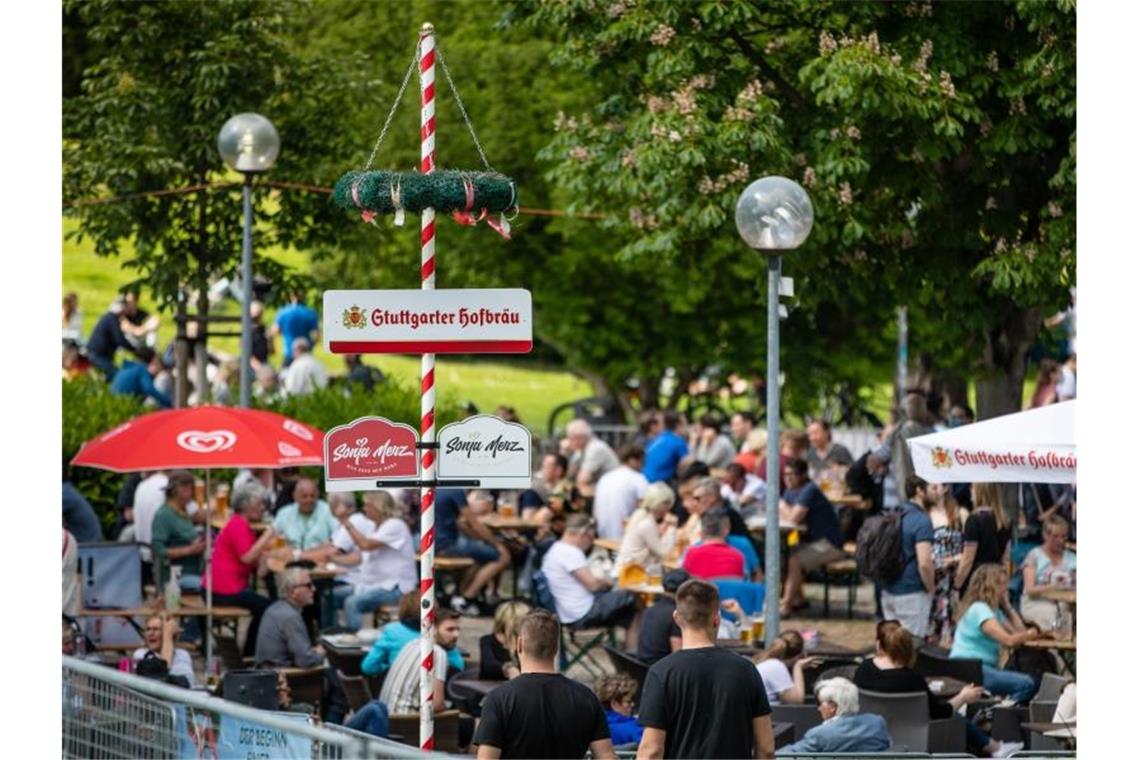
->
xmin=735 ymin=176 xmax=814 ymax=645
xmin=218 ymin=113 xmax=280 ymax=407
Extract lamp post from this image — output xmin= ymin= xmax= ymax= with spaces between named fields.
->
xmin=735 ymin=176 xmax=814 ymax=646
xmin=218 ymin=113 xmax=280 ymax=407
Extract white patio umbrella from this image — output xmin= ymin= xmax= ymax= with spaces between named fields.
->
xmin=907 ymin=401 xmax=1075 ymax=484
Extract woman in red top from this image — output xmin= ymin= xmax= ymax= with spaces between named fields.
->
xmin=204 ymin=483 xmax=278 ymax=656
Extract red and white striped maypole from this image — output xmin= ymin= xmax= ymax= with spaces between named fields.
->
xmin=417 ymin=21 xmax=438 ymax=752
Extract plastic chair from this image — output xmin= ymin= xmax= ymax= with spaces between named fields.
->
xmin=915 ymin=646 xmax=984 ymax=685
xmin=603 ymin=644 xmax=649 ymax=705
xmin=280 ymin=666 xmax=326 ymax=717
xmin=712 ymin=579 xmax=766 ymax=615
xmin=337 ymin=669 xmax=372 ymax=712
xmin=1034 ymin=672 xmax=1071 ymax=703
xmin=857 ymin=688 xmax=965 ymax=753
xmin=212 ymin=633 xmax=251 ymax=672
xmin=802 ymin=657 xmax=860 ymax=696
xmin=770 ymin=704 xmax=822 ymax=741
xmin=821 ymin=558 xmax=860 ymax=618
xmin=533 ymin=570 xmax=613 ymax=678
xmin=388 ymin=709 xmax=461 ymax=752
xmin=446 ymin=667 xmax=486 ymax=716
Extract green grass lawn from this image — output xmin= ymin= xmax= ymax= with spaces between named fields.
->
xmin=62 ymin=218 xmax=591 ymax=430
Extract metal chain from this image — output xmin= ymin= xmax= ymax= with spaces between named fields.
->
xmin=363 ymin=43 xmax=420 ymax=171
xmin=436 ymin=45 xmax=495 ymax=173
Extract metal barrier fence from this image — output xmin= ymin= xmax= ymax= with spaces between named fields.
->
xmin=63 ymin=656 xmax=441 ymax=759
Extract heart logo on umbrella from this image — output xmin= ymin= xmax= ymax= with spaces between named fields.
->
xmin=176 ymin=430 xmax=237 ymax=453
xmin=278 ymin=441 xmax=302 ymax=457
xmin=283 ymin=419 xmax=314 ymax=441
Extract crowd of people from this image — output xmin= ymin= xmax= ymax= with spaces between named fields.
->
xmin=62 ymin=364 xmax=1078 ymax=755
xmin=62 ymin=290 xmax=384 ymax=405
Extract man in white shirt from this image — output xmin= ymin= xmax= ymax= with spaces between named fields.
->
xmin=540 ymin=514 xmax=641 ymax=651
xmin=719 ymin=463 xmax=766 ymax=512
xmin=328 ymin=491 xmax=417 ymax=630
xmin=282 ymin=338 xmax=328 ymax=397
xmin=380 ymin=609 xmax=462 ymax=714
xmin=592 ymin=445 xmax=649 ymax=540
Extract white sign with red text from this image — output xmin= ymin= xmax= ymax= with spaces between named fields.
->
xmin=437 ymin=415 xmax=533 ymax=489
xmin=908 ymin=401 xmax=1075 ymax=484
xmin=323 ymin=289 xmax=533 ymax=355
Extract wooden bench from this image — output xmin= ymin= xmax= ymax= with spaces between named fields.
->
xmin=822 ymin=558 xmax=860 ymax=619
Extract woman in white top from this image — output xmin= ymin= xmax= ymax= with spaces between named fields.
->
xmin=752 ymin=630 xmax=819 ymax=705
xmin=1020 ymin=514 xmax=1077 ymax=629
xmin=132 ymin=614 xmax=195 ymax=685
xmin=614 ymin=483 xmax=678 ymax=574
xmin=328 ymin=491 xmax=417 ymax=630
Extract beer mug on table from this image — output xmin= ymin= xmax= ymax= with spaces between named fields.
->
xmin=215 ymin=484 xmax=230 ymax=516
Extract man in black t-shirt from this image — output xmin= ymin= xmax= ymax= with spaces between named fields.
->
xmin=637 ymin=569 xmax=690 ymax=664
xmin=474 ymin=609 xmax=615 ymax=759
xmin=638 ymin=579 xmax=774 ymax=759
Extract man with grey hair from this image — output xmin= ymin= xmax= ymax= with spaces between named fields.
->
xmin=256 ymin=567 xmax=324 ymax=668
xmin=680 ymin=476 xmax=752 ymax=547
xmin=776 ymin=678 xmax=890 ymax=755
xmin=281 ymin=337 xmax=327 ymax=396
xmin=255 ymin=566 xmax=350 ymax=723
xmin=540 ymin=514 xmax=642 ymax=651
xmin=564 ymin=419 xmax=620 ymax=498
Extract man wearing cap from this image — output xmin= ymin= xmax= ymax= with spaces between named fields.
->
xmin=541 ymin=514 xmax=642 ymax=651
xmin=637 ymin=569 xmax=691 ymax=664
xmin=150 ymin=470 xmax=206 ymax=591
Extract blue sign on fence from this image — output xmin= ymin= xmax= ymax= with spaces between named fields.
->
xmin=176 ymin=705 xmax=313 ymax=759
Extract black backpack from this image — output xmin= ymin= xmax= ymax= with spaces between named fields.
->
xmin=855 ymin=512 xmax=904 ymax=583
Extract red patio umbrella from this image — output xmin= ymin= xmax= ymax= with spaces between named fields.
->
xmin=71 ymin=405 xmax=324 ymax=471
xmin=70 ymin=405 xmax=325 ymax=668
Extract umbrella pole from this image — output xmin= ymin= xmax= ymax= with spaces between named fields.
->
xmin=205 ymin=470 xmax=213 ymax=676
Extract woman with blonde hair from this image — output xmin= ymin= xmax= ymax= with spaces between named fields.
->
xmin=328 ymin=490 xmax=417 ymax=630
xmin=752 ymin=630 xmax=820 ymax=705
xmin=955 ymin=483 xmax=1011 ymax=593
xmin=615 ymin=482 xmax=678 ymax=573
xmin=1019 ymin=514 xmax=1077 ymax=629
xmin=950 ymin=565 xmax=1038 ymax=704
xmin=479 ymin=600 xmax=530 ymax=680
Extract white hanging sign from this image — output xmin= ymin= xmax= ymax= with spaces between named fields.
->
xmin=437 ymin=414 xmax=533 ymax=489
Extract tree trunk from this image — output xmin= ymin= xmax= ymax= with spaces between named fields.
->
xmin=638 ymin=373 xmax=662 ymax=410
xmin=974 ymin=306 xmax=1043 ymax=420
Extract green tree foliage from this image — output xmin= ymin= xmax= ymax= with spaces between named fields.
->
xmin=62 ymin=0 xmax=372 ymax=308
xmin=516 ymin=0 xmax=1075 ymax=418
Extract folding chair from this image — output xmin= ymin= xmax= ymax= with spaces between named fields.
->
xmin=532 ymin=570 xmax=613 ymax=678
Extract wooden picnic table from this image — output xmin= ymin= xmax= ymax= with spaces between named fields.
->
xmin=209 ymin=514 xmax=270 ymax=532
xmin=79 ymin=605 xmax=250 ymax=618
xmin=1038 ymin=587 xmax=1076 ymax=605
xmin=593 ymin=537 xmax=622 ymax=554
xmin=481 ymin=514 xmax=543 ymax=532
xmin=829 ymin=494 xmax=866 ymax=509
xmin=264 ymin=556 xmax=346 ymax=580
xmin=745 ymin=515 xmax=805 ymax=533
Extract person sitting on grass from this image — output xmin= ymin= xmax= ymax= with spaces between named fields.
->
xmin=595 ymin=673 xmax=643 ymax=748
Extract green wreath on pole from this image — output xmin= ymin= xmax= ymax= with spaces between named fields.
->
xmin=334 ymin=169 xmax=516 ymax=216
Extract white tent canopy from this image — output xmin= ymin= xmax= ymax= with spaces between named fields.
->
xmin=908 ymin=401 xmax=1075 ymax=484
